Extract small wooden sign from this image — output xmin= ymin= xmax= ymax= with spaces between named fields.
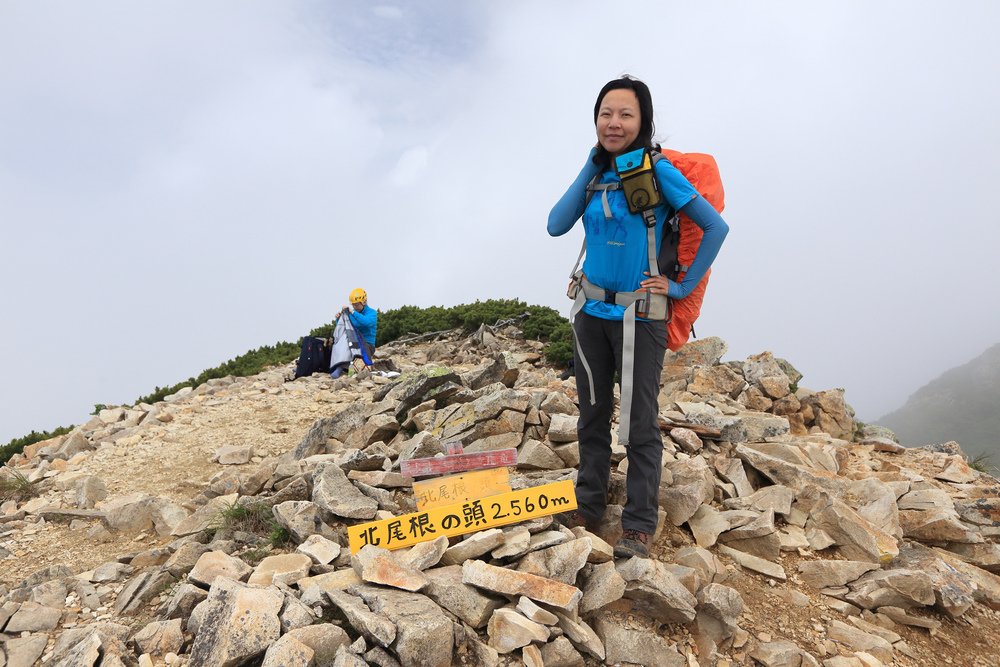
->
xmin=413 ymin=467 xmax=512 ymax=511
xmin=400 ymin=448 xmax=517 ymax=478
xmin=347 ymin=479 xmax=577 ymax=553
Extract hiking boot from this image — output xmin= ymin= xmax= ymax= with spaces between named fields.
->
xmin=614 ymin=529 xmax=650 ymax=559
xmin=554 ymin=510 xmax=594 ymax=531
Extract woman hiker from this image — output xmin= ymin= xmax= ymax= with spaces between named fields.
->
xmin=547 ymin=75 xmax=729 ymax=558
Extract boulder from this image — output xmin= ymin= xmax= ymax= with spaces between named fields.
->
xmin=353 ymin=584 xmax=454 ymax=667
xmin=313 ymin=463 xmax=379 ymax=520
xmin=187 ymin=580 xmax=284 ymax=667
xmin=615 ymin=557 xmax=697 ymax=623
xmin=462 ymin=559 xmax=582 ymax=611
xmin=592 ymin=614 xmax=685 ymax=666
xmin=423 ymin=565 xmax=504 ymax=628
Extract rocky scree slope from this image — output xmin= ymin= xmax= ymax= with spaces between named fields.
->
xmin=1 ymin=324 xmax=1000 ymax=667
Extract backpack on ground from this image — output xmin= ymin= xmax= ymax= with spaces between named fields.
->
xmin=294 ymin=336 xmax=332 ymax=379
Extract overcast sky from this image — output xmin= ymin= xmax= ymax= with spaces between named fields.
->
xmin=2 ymin=1 xmax=999 ymax=446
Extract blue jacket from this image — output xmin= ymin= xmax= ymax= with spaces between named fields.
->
xmin=548 ymin=148 xmax=729 ymax=320
xmin=348 ymin=305 xmax=378 ymax=346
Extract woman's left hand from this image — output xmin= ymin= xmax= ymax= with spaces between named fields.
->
xmin=640 ymin=271 xmax=671 ymax=296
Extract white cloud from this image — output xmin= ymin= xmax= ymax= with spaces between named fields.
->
xmin=372 ymin=5 xmax=403 ymax=20
xmin=2 ymin=1 xmax=1000 ymax=443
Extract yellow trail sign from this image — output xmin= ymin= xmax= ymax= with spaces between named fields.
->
xmin=412 ymin=467 xmax=512 ymax=511
xmin=347 ymin=479 xmax=577 ymax=554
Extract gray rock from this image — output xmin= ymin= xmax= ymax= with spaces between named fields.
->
xmin=214 ymin=445 xmax=253 ymax=465
xmin=296 ymin=534 xmax=342 ymax=565
xmin=4 ymin=635 xmax=49 ymax=667
xmin=797 ymin=560 xmax=880 ymax=589
xmin=716 ymin=544 xmax=786 ymax=580
xmin=4 ymin=601 xmax=61 ymax=632
xmin=677 ymin=403 xmax=789 ymax=443
xmin=164 ymin=541 xmax=212 ymax=577
xmin=293 ymin=402 xmax=370 ymax=459
xmin=592 ymin=614 xmax=685 ymax=667
xmin=827 ymin=619 xmax=893 ymax=662
xmin=467 ymin=352 xmax=520 ymax=390
xmin=352 ymin=544 xmax=428 ymax=591
xmin=516 ymin=538 xmax=591 ymax=585
xmin=131 ymin=618 xmax=184 ymax=656
xmin=694 ymin=583 xmax=744 ymax=648
xmin=579 ymin=561 xmax=626 ymax=614
xmin=352 ymin=584 xmax=454 ymax=667
xmin=261 ymin=635 xmax=315 ymax=667
xmin=188 ymin=550 xmax=253 ymax=588
xmin=374 ymin=369 xmax=463 ymax=422
xmin=187 ymin=579 xmax=284 ymax=667
xmin=441 ymin=529 xmax=506 ymax=565
xmin=723 ymin=484 xmax=795 ymax=516
xmin=546 ymin=413 xmax=578 ymax=443
xmin=540 ymin=392 xmax=577 ymax=416
xmin=272 ymin=500 xmax=331 ymax=543
xmin=517 ymin=439 xmax=566 ymax=470
xmin=313 ymin=463 xmax=379 ymax=520
xmin=170 ymin=494 xmax=235 ymax=537
xmin=423 ymin=565 xmax=504 ymax=629
xmin=900 ymin=508 xmax=984 ymax=544
xmin=615 ymin=556 xmax=697 ymax=623
xmin=516 ymin=596 xmax=559 ymax=624
xmin=673 ymin=546 xmax=728 ymax=585
xmin=799 ymin=485 xmax=899 ymax=564
xmin=687 ymin=504 xmax=730 ymax=548
xmin=396 ymin=535 xmax=449 ymax=571
xmin=540 ymin=636 xmax=585 ymax=667
xmin=91 ymin=561 xmax=133 ymax=583
xmin=70 ymin=474 xmax=108 ymax=508
xmin=115 ymin=568 xmax=176 ymax=616
xmin=28 ymin=579 xmax=67 ymax=607
xmin=328 ymin=589 xmax=396 ymax=647
xmin=279 ymin=593 xmax=318 ymax=632
xmin=844 ymin=568 xmax=936 ymax=610
xmin=669 ymin=427 xmax=703 ymax=453
xmin=750 ymin=640 xmax=811 ymax=667
xmin=345 ymin=414 xmax=400 ymax=450
xmin=894 ymin=541 xmax=977 ymax=618
xmin=487 ymin=608 xmax=550 ymax=653
xmin=248 ymin=553 xmax=313 ymax=587
xmin=283 ymin=624 xmax=352 ymax=666
xmin=396 ymin=431 xmax=446 ymax=463
xmin=553 ymin=611 xmax=605 ymax=661
xmin=162 ymin=582 xmax=209 ymax=621
xmin=462 ymin=559 xmax=582 ymax=611
xmin=492 ymin=526 xmax=533 ymax=560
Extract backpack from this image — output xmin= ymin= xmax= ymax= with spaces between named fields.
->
xmin=294 ymin=336 xmax=332 ymax=379
xmin=654 ymin=149 xmax=725 ymax=351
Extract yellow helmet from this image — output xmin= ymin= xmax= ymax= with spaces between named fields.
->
xmin=349 ymin=288 xmax=367 ymax=304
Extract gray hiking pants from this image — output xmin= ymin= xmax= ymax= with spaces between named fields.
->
xmin=573 ymin=311 xmax=667 ymax=535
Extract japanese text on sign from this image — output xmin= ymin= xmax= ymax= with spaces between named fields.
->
xmin=412 ymin=467 xmax=511 ymax=511
xmin=347 ymin=479 xmax=577 ymax=553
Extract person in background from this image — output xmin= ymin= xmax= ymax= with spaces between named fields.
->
xmin=337 ymin=288 xmax=378 ymax=358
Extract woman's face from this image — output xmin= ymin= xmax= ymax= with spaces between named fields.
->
xmin=596 ymin=88 xmax=641 ymax=157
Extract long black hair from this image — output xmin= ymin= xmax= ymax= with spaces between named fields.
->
xmin=592 ymin=75 xmax=656 ymax=168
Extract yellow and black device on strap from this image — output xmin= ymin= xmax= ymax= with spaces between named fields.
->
xmin=615 ymin=148 xmax=662 ymax=215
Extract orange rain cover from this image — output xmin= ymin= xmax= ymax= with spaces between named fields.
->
xmin=659 ymin=150 xmax=725 ymax=351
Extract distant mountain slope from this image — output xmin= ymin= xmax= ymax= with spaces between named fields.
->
xmin=879 ymin=343 xmax=1000 ymax=458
